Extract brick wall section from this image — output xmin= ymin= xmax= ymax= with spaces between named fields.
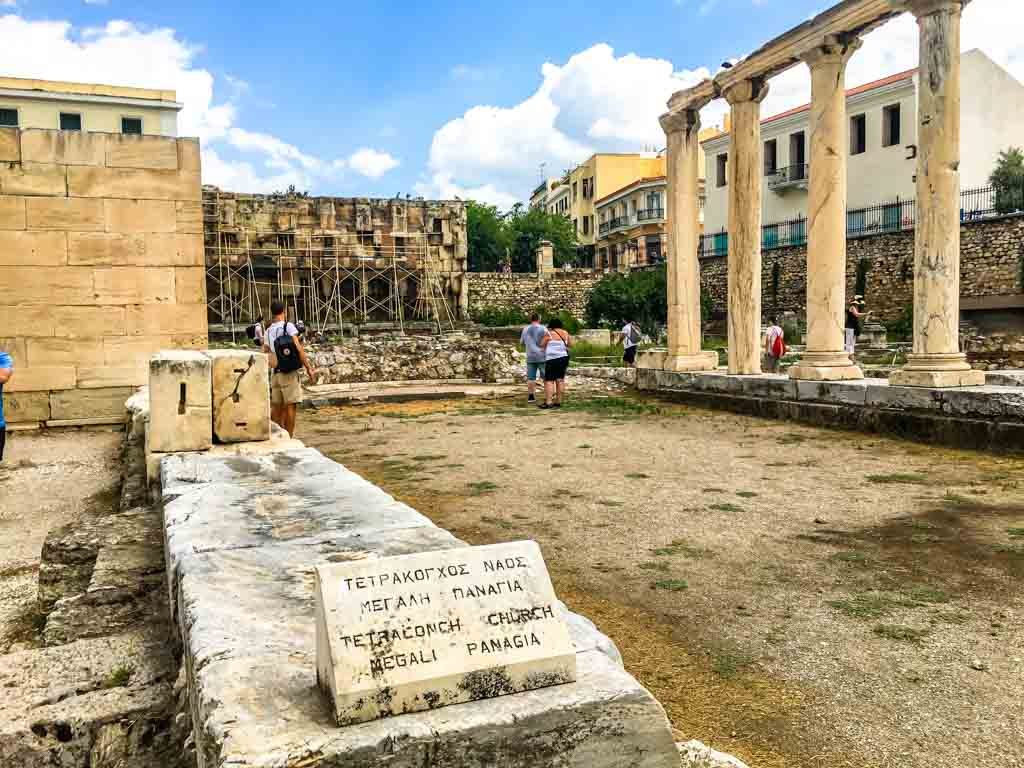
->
xmin=0 ymin=127 xmax=206 ymax=424
xmin=699 ymin=215 xmax=1024 ymax=324
xmin=465 ymin=271 xmax=605 ymax=320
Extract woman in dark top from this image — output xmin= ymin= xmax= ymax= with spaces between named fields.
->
xmin=845 ymin=297 xmax=871 ymax=355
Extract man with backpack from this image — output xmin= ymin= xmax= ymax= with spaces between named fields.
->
xmin=262 ymin=301 xmax=316 ymax=436
xmin=619 ymin=319 xmax=643 ymax=367
xmin=764 ymin=317 xmax=786 ymax=373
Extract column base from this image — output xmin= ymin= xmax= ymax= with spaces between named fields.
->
xmin=636 ymin=348 xmax=719 ymax=372
xmin=788 ymin=350 xmax=864 ymax=381
xmin=889 ymin=353 xmax=986 ymax=388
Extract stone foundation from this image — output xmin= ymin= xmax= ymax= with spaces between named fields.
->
xmin=465 ymin=271 xmax=604 ymax=321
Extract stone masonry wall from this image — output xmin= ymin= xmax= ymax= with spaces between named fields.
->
xmin=700 ymin=215 xmax=1024 ymax=325
xmin=0 ymin=127 xmax=207 ymax=424
xmin=465 ymin=271 xmax=605 ymax=320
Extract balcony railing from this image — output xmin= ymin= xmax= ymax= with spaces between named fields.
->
xmin=600 ymin=216 xmax=632 ymax=235
xmin=636 ymin=207 xmax=665 ymax=221
xmin=767 ymin=163 xmax=809 ymax=192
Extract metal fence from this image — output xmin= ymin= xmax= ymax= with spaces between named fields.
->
xmin=698 ymin=182 xmax=1024 ymax=258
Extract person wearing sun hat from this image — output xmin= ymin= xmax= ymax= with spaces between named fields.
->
xmin=845 ymin=295 xmax=871 ymax=355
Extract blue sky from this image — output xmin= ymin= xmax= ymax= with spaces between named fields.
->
xmin=1 ymin=1 xmax=1021 ymax=205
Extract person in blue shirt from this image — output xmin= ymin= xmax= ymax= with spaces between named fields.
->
xmin=0 ymin=348 xmax=12 ymax=462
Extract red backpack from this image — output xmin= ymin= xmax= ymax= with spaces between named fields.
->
xmin=771 ymin=332 xmax=786 ymax=358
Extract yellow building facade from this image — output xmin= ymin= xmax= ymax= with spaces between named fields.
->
xmin=0 ymin=77 xmax=181 ymax=136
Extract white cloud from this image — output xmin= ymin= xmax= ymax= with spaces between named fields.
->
xmin=0 ymin=15 xmax=394 ymax=194
xmin=348 ymin=148 xmax=399 ymax=179
xmin=83 ymin=0 xmax=110 ymax=6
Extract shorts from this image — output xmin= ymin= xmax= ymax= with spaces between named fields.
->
xmin=623 ymin=345 xmax=638 ymax=364
xmin=526 ymin=361 xmax=546 ymax=381
xmin=543 ymin=356 xmax=570 ymax=382
xmin=271 ymin=370 xmax=303 ymax=406
xmin=0 ymin=426 xmax=6 ymax=462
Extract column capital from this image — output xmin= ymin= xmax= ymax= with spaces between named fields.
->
xmin=659 ymin=108 xmax=701 ymax=136
xmin=891 ymin=0 xmax=969 ymax=18
xmin=800 ymin=35 xmax=863 ymax=69
xmin=722 ymin=78 xmax=769 ymax=106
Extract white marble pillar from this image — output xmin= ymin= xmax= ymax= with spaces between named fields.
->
xmin=652 ymin=107 xmax=720 ymax=372
xmin=724 ymin=79 xmax=769 ymax=375
xmin=890 ymin=0 xmax=984 ymax=387
xmin=789 ymin=38 xmax=865 ymax=382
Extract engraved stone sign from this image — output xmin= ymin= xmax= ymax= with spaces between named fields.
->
xmin=314 ymin=540 xmax=577 ymax=725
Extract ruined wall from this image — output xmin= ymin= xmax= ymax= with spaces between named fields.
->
xmin=699 ymin=215 xmax=1024 ymax=325
xmin=203 ymin=189 xmax=468 ymax=323
xmin=465 ymin=271 xmax=606 ymax=321
xmin=0 ymin=127 xmax=206 ymax=425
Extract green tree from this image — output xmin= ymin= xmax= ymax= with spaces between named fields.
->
xmin=466 ymin=201 xmax=510 ymax=272
xmin=504 ymin=205 xmax=578 ymax=271
xmin=585 ymin=266 xmax=668 ymax=331
xmin=990 ymin=147 xmax=1024 ymax=215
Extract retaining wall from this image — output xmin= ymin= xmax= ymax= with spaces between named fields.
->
xmin=0 ymin=127 xmax=206 ymax=426
xmin=465 ymin=271 xmax=604 ymax=320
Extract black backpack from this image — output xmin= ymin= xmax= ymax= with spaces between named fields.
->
xmin=272 ymin=323 xmax=302 ymax=373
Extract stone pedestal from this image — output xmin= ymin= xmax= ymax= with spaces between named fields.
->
xmin=724 ymin=79 xmax=769 ymax=375
xmin=207 ymin=349 xmax=271 ymax=444
xmin=890 ymin=0 xmax=984 ymax=388
xmin=147 ymin=350 xmax=212 ymax=453
xmin=636 ymin=348 xmax=719 ymax=372
xmin=789 ymin=40 xmax=864 ymax=383
xmin=536 ymin=240 xmax=555 ymax=276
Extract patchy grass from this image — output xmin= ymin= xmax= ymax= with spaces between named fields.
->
xmin=578 ymin=443 xmax=593 ymax=450
xmin=777 ymin=434 xmax=807 ymax=446
xmin=828 ymin=593 xmax=900 ymax=619
xmin=650 ymin=538 xmax=713 ymax=559
xmin=625 ymin=472 xmax=651 ymax=480
xmin=1007 ymin=527 xmax=1024 ymax=539
xmin=830 ymin=550 xmax=870 ymax=565
xmin=411 ymin=454 xmax=447 ymax=462
xmin=651 ymin=578 xmax=689 ymax=592
xmin=467 ymin=481 xmax=500 ymax=496
xmin=103 ymin=665 xmax=134 ymax=689
xmin=559 ymin=396 xmax=669 ymax=418
xmin=873 ymin=624 xmax=928 ymax=643
xmin=702 ymin=487 xmax=726 ymax=494
xmin=736 ymin=491 xmax=759 ymax=498
xmin=712 ymin=650 xmax=754 ymax=678
xmin=709 ymin=502 xmax=743 ymax=513
xmin=866 ymin=473 xmax=930 ymax=485
xmin=598 ymin=499 xmax=625 ymax=508
xmin=638 ymin=561 xmax=671 ymax=572
xmin=480 ymin=515 xmax=515 ymax=530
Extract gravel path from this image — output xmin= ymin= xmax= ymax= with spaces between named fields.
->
xmin=299 ymin=391 xmax=1024 ymax=768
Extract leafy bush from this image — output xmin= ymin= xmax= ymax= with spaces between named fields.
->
xmin=990 ymin=147 xmax=1024 ymax=216
xmin=472 ymin=306 xmax=529 ymax=327
xmin=888 ymin=303 xmax=914 ymax=341
xmin=585 ymin=266 xmax=667 ymax=331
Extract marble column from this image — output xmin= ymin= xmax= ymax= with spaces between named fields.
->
xmin=724 ymin=79 xmax=769 ymax=375
xmin=649 ymin=107 xmax=719 ymax=372
xmin=789 ymin=38 xmax=865 ymax=382
xmin=890 ymin=0 xmax=984 ymax=387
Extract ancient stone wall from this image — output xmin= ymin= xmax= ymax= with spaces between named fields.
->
xmin=0 ymin=127 xmax=206 ymax=425
xmin=465 ymin=271 xmax=605 ymax=320
xmin=699 ymin=215 xmax=1024 ymax=325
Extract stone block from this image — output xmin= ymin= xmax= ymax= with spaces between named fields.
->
xmin=177 ymin=138 xmax=201 ymax=173
xmin=174 ymin=265 xmax=206 ymax=303
xmin=174 ymin=200 xmax=203 ymax=234
xmin=0 ymin=305 xmax=54 ymax=337
xmin=103 ymin=198 xmax=176 ymax=234
xmin=0 ymin=336 xmax=26 ymax=362
xmin=144 ymin=233 xmax=203 ymax=266
xmin=76 ymin=364 xmax=147 ymax=389
xmin=941 ymin=386 xmax=1024 ymax=419
xmin=49 ymin=387 xmax=134 ymax=421
xmin=0 ymin=230 xmax=68 ymax=265
xmin=104 ymin=134 xmax=179 ymax=170
xmin=0 ymin=127 xmax=19 ymax=162
xmin=26 ymin=197 xmax=104 ymax=231
xmin=92 ymin=266 xmax=175 ymax=305
xmin=51 ymin=305 xmax=126 ymax=339
xmin=67 ymin=167 xmax=201 ymax=201
xmin=0 ymin=162 xmax=67 ymax=197
xmin=126 ymin=304 xmax=206 ymax=337
xmin=693 ymin=372 xmax=745 ymax=394
xmin=27 ymin=337 xmax=102 ymax=367
xmin=19 ymin=129 xmax=106 ymax=166
xmin=0 ymin=195 xmax=26 ymax=229
xmin=2 ymin=390 xmax=50 ymax=422
xmin=865 ymin=384 xmax=943 ymax=411
xmin=738 ymin=374 xmax=799 ymax=399
xmin=3 ymin=366 xmax=76 ymax=392
xmin=67 ymin=232 xmax=146 ymax=266
xmin=147 ymin=350 xmax=212 ymax=453
xmin=104 ymin=335 xmax=181 ymax=366
xmin=795 ymin=379 xmax=873 ymax=407
xmin=889 ymin=368 xmax=986 ymax=388
xmin=315 ymin=540 xmax=576 ymax=726
xmin=207 ymin=349 xmax=271 ymax=443
xmin=0 ymin=266 xmax=93 ymax=304
xmin=985 ymin=371 xmax=1024 ymax=387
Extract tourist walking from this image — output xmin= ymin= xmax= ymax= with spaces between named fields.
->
xmin=845 ymin=296 xmax=871 ymax=355
xmin=539 ymin=317 xmax=572 ymax=409
xmin=520 ymin=313 xmax=548 ymax=403
xmin=764 ymin=317 xmax=786 ymax=373
xmin=262 ymin=301 xmax=317 ymax=437
xmin=619 ymin=319 xmax=643 ymax=367
xmin=0 ymin=346 xmax=11 ymax=462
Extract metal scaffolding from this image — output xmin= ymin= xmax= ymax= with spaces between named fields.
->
xmin=203 ymin=190 xmax=457 ymax=339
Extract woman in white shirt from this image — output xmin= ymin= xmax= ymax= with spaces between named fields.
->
xmin=539 ymin=317 xmax=572 ymax=409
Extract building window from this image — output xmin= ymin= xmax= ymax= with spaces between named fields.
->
xmin=59 ymin=112 xmax=82 ymax=131
xmin=716 ymin=153 xmax=728 ymax=187
xmin=883 ymin=104 xmax=901 ymax=147
xmin=764 ymin=139 xmax=778 ymax=175
xmin=850 ymin=114 xmax=867 ymax=155
xmin=573 ymin=218 xmax=578 ymax=233
xmin=0 ymin=108 xmax=17 ymax=127
xmin=572 ymin=182 xmax=578 ymax=202
xmin=583 ymin=216 xmax=590 ymax=235
xmin=121 ymin=117 xmax=143 ymax=135
xmin=790 ymin=132 xmax=806 ymax=178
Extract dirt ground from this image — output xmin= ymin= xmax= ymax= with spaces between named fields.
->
xmin=0 ymin=428 xmax=123 ymax=653
xmin=298 ymin=390 xmax=1024 ymax=768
